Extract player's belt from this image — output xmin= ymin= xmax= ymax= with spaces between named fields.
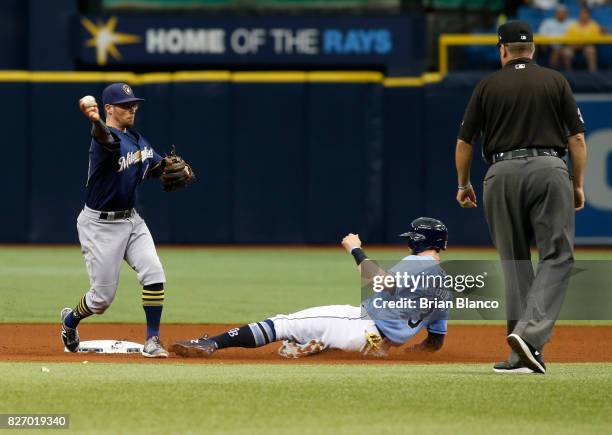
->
xmin=98 ymin=209 xmax=134 ymax=220
xmin=490 ymin=147 xmax=564 ymax=164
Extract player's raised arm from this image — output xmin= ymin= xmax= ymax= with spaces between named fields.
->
xmin=79 ymin=96 xmax=114 ymax=145
xmin=341 ymin=233 xmax=394 ymax=292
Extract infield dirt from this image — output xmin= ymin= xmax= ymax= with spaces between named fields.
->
xmin=1 ymin=324 xmax=610 ymax=364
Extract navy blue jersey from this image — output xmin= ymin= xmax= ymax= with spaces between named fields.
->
xmin=85 ymin=127 xmax=162 ymax=211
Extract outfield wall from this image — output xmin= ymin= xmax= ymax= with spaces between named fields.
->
xmin=2 ymin=72 xmax=610 ymax=245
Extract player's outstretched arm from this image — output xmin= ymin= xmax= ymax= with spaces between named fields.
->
xmin=341 ymin=233 xmax=394 ymax=292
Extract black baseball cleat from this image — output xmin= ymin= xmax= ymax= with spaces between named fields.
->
xmin=172 ymin=335 xmax=218 ymax=358
xmin=507 ymin=334 xmax=546 ymax=374
xmin=60 ymin=308 xmax=80 ymax=353
xmin=493 ymin=360 xmax=535 ymax=374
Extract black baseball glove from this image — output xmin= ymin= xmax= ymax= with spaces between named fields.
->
xmin=160 ymin=148 xmax=195 ymax=192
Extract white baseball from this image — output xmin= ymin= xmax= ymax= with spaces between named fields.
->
xmin=81 ymin=95 xmax=97 ymax=108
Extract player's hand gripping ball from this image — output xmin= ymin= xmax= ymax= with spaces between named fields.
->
xmin=160 ymin=147 xmax=195 ymax=192
xmin=81 ymin=95 xmax=96 ymax=108
xmin=79 ymin=95 xmax=100 ymax=123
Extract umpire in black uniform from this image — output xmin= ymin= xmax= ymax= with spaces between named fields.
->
xmin=455 ymin=21 xmax=587 ymax=374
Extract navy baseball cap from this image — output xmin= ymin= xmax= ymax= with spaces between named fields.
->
xmin=497 ymin=21 xmax=534 ymax=47
xmin=102 ymin=83 xmax=145 ymax=105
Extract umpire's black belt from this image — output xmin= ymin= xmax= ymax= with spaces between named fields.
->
xmin=99 ymin=209 xmax=134 ymax=220
xmin=491 ymin=147 xmax=564 ymax=164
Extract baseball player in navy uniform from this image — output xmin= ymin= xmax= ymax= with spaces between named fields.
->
xmin=172 ymin=218 xmax=449 ymax=359
xmin=60 ymin=83 xmax=194 ymax=358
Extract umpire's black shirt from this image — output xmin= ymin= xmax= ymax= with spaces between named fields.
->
xmin=458 ymin=57 xmax=585 ymax=159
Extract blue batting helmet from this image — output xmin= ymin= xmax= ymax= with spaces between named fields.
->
xmin=399 ymin=217 xmax=448 ymax=254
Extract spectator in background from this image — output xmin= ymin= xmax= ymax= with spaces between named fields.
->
xmin=539 ymin=5 xmax=574 ymax=69
xmin=566 ymin=7 xmax=603 ymax=72
xmin=526 ymin=0 xmax=559 ymax=10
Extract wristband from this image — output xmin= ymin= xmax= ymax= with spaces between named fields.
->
xmin=350 ymin=247 xmax=368 ymax=266
xmin=458 ymin=182 xmax=472 ymax=191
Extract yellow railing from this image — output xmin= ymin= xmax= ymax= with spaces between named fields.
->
xmin=0 ymin=69 xmax=445 ymax=87
xmin=439 ymin=34 xmax=612 ymax=76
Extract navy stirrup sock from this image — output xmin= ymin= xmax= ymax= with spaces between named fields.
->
xmin=211 ymin=319 xmax=276 ymax=349
xmin=142 ymin=283 xmax=164 ymax=338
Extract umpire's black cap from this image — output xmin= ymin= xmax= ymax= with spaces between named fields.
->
xmin=102 ymin=82 xmax=145 ymax=105
xmin=497 ymin=20 xmax=534 ymax=47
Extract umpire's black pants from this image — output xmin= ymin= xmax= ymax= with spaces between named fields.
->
xmin=483 ymin=156 xmax=574 ymax=358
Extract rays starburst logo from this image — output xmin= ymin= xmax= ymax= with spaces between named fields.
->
xmin=81 ymin=16 xmax=141 ymax=66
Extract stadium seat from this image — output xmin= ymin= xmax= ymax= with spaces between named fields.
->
xmin=588 ymin=6 xmax=612 ymax=68
xmin=566 ymin=6 xmax=581 ymax=19
xmin=564 ymin=0 xmax=581 ymax=17
xmin=540 ymin=8 xmax=555 ymax=21
xmin=517 ymin=6 xmax=544 ymax=32
xmin=592 ymin=5 xmax=612 ymax=28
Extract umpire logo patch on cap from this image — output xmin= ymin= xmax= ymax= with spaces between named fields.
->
xmin=122 ymin=84 xmax=132 ymax=95
xmin=497 ymin=20 xmax=534 ymax=45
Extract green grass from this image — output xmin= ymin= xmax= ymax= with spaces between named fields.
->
xmin=2 ymin=248 xmax=612 ymax=434
xmin=0 ymin=246 xmax=610 ymax=323
xmin=2 ymin=362 xmax=611 ymax=434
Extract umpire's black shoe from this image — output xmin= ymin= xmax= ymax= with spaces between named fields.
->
xmin=507 ymin=334 xmax=546 ymax=374
xmin=493 ymin=360 xmax=535 ymax=374
xmin=60 ymin=308 xmax=80 ymax=353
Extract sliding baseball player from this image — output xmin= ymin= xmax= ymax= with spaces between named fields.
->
xmin=172 ymin=217 xmax=450 ymax=358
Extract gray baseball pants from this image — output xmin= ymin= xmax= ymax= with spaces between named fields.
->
xmin=77 ymin=206 xmax=166 ymax=314
xmin=483 ymin=156 xmax=574 ymax=359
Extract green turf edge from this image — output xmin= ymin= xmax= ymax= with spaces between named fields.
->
xmin=2 ymin=362 xmax=612 ymax=435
